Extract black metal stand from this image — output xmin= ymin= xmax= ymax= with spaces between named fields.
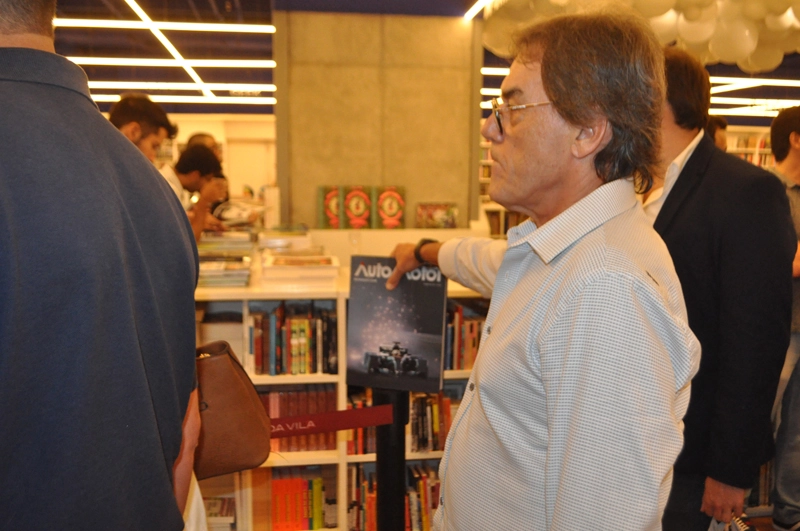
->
xmin=373 ymin=388 xmax=409 ymax=531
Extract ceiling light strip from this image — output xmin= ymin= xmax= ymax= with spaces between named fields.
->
xmin=481 ymin=67 xmax=509 ymax=76
xmin=68 ymin=57 xmax=276 ymax=68
xmin=711 ymin=82 xmax=764 ymax=95
xmin=88 ymin=81 xmax=276 ymax=92
xmin=464 ymin=0 xmax=493 ymax=20
xmin=54 ymin=18 xmax=275 ymax=33
xmin=480 ymin=88 xmax=501 ymax=96
xmin=124 ymin=0 xmax=213 ymax=97
xmin=91 ymin=94 xmax=276 ymax=105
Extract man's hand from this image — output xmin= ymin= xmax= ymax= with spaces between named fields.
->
xmin=204 ymin=212 xmax=226 ymax=232
xmin=701 ymin=477 xmax=746 ymax=523
xmin=386 ymin=243 xmax=420 ymax=290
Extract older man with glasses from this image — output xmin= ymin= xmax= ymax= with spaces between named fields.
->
xmin=387 ymin=9 xmax=700 ymax=531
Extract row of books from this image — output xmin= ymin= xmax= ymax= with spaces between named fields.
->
xmin=747 ymin=459 xmax=774 ymax=509
xmin=734 ymin=152 xmax=775 ymax=168
xmin=344 ymin=390 xmax=459 ymax=456
xmin=346 ymin=463 xmax=441 ymax=531
xmin=347 ymin=390 xmax=377 ymax=456
xmin=250 ymin=466 xmax=338 ymax=531
xmin=444 ymin=298 xmax=489 ymax=371
xmin=246 ymin=301 xmax=338 ymax=376
xmin=258 ymin=384 xmax=338 ymax=453
xmin=203 ymin=497 xmax=236 ymax=531
xmin=485 ymin=209 xmax=528 ymax=238
xmin=735 ymin=135 xmax=769 ymax=149
xmin=318 ymin=185 xmax=459 ymax=230
xmin=409 ymin=392 xmax=454 ymax=454
xmin=318 ymin=185 xmax=406 ymax=230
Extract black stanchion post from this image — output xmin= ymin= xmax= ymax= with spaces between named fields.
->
xmin=374 ymin=388 xmax=409 ymax=531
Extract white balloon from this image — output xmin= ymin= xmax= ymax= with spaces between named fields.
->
xmin=650 ymin=9 xmax=680 ymax=44
xmin=483 ymin=15 xmax=519 ymax=58
xmin=677 ymin=12 xmax=717 ymax=43
xmin=742 ymin=0 xmax=769 ymax=19
xmin=766 ymin=0 xmax=792 ymax=15
xmin=708 ymin=17 xmax=759 ymax=62
xmin=717 ymin=0 xmax=743 ymax=21
xmin=683 ymin=5 xmax=703 ymax=20
xmin=780 ymin=30 xmax=800 ymax=52
xmin=736 ymin=55 xmax=762 ymax=73
xmin=765 ymin=8 xmax=795 ymax=30
xmin=678 ymin=39 xmax=718 ymax=64
xmin=749 ymin=43 xmax=785 ymax=70
xmin=633 ymin=0 xmax=676 ymax=18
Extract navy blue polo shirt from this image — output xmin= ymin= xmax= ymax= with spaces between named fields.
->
xmin=0 ymin=48 xmax=198 ymax=530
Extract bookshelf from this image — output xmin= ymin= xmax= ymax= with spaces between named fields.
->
xmin=195 ymin=261 xmax=482 ymax=530
xmin=726 ymin=125 xmax=774 ymax=169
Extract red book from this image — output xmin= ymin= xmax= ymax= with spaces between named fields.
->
xmin=326 ymin=384 xmax=337 ymax=450
xmin=307 ymin=387 xmax=319 ymax=451
xmin=298 ymin=388 xmax=309 ymax=450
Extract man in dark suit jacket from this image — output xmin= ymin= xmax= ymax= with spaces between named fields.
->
xmin=655 ymin=47 xmax=796 ymax=530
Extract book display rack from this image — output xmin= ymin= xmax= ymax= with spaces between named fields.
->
xmin=195 ymin=262 xmax=483 ymax=530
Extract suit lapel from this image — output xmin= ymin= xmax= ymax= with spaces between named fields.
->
xmin=654 ymin=134 xmax=715 ymax=235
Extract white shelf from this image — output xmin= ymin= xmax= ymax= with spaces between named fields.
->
xmin=262 ymin=450 xmax=340 ymax=468
xmin=346 ymin=451 xmax=444 ymax=463
xmin=250 ymin=373 xmax=339 ymax=385
xmin=444 ymin=369 xmax=471 ymax=380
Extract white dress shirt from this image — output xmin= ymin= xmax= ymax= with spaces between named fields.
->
xmin=159 ymin=164 xmax=192 ymax=211
xmin=640 ymin=130 xmax=704 ymax=222
xmin=433 ymin=179 xmax=700 ymax=530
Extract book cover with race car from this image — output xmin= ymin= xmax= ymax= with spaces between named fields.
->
xmin=346 ymin=255 xmax=447 ymax=393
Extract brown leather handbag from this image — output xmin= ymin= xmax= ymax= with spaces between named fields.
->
xmin=194 ymin=340 xmax=271 ymax=480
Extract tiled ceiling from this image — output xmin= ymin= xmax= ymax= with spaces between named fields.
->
xmin=54 ymin=0 xmax=275 ymax=113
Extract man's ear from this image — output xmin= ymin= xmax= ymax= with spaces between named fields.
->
xmin=789 ymin=131 xmax=800 ymax=151
xmin=118 ymin=122 xmax=142 ymax=143
xmin=571 ymin=117 xmax=612 ymax=160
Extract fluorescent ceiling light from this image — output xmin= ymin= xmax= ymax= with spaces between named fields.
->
xmin=480 ymin=88 xmax=501 ymax=96
xmin=481 ymin=67 xmax=509 ymax=76
xmin=69 ymin=57 xmax=276 ymax=68
xmin=91 ymin=94 xmax=277 ymax=105
xmin=123 ymin=0 xmax=212 ymax=97
xmin=88 ymin=81 xmax=276 ymax=92
xmin=464 ymin=0 xmax=492 ymax=20
xmin=54 ymin=18 xmax=275 ymax=33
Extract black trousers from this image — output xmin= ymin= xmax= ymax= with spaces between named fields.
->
xmin=662 ymin=473 xmax=713 ymax=531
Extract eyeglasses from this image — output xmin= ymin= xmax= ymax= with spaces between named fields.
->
xmin=490 ymin=97 xmax=552 ymax=135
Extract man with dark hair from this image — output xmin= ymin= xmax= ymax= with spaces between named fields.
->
xmin=109 ymin=93 xmax=179 ymax=163
xmin=160 ymin=144 xmax=228 ymax=241
xmin=390 ymin=10 xmax=700 ymax=530
xmin=187 ymin=131 xmax=223 ymax=162
xmin=650 ymin=46 xmax=795 ymax=530
xmin=768 ymin=105 xmax=800 ymax=531
xmin=707 ymin=115 xmax=729 ymax=151
xmin=0 ymin=1 xmax=199 ymax=529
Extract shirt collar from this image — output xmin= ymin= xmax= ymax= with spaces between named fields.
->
xmin=664 ymin=130 xmax=704 ymax=196
xmin=0 ymin=47 xmax=95 ymax=108
xmin=507 ymin=179 xmax=638 ymax=264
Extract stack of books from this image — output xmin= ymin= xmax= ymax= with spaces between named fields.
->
xmin=197 ymin=231 xmax=254 ymax=287
xmin=260 ymin=247 xmax=340 ymax=287
xmin=198 ymin=256 xmax=251 ymax=287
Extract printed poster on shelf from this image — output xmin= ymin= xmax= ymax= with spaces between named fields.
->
xmin=346 ymin=255 xmax=447 ymax=394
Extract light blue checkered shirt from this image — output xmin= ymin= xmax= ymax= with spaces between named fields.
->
xmin=434 ymin=179 xmax=700 ymax=530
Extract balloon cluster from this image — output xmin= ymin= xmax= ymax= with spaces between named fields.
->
xmin=483 ymin=0 xmax=800 ymax=73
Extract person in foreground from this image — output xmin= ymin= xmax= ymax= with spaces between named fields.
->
xmin=767 ymin=106 xmax=800 ymax=531
xmin=389 ymin=10 xmax=700 ymax=530
xmin=652 ymin=48 xmax=794 ymax=530
xmin=0 ymin=1 xmax=200 ymax=529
